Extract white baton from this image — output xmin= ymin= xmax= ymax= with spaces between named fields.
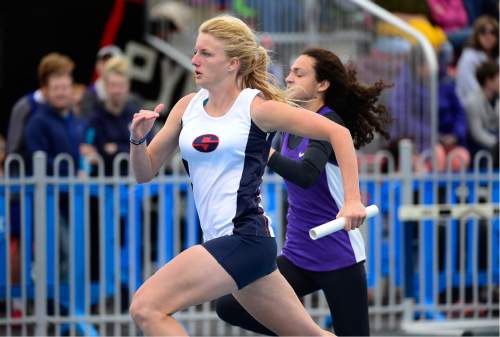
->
xmin=309 ymin=205 xmax=379 ymax=240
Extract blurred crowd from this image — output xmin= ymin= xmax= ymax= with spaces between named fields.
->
xmin=1 ymin=0 xmax=499 ymax=178
xmin=374 ymin=0 xmax=499 ymax=170
xmin=4 ymin=45 xmax=144 ymax=177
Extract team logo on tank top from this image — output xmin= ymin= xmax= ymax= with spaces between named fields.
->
xmin=192 ymin=134 xmax=219 ymax=152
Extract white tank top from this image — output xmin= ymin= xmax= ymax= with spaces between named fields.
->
xmin=179 ymin=88 xmax=275 ymax=241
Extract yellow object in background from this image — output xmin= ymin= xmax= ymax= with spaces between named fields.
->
xmin=377 ymin=17 xmax=447 ymax=50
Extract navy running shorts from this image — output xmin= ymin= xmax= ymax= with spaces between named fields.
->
xmin=202 ymin=234 xmax=277 ymax=289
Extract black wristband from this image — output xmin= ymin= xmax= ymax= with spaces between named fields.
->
xmin=130 ymin=134 xmax=148 ymax=145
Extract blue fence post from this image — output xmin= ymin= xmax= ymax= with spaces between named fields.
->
xmin=73 ymin=184 xmax=85 ymax=315
xmin=163 ymin=183 xmax=174 ymax=262
xmin=132 ymin=184 xmax=143 ymax=290
xmin=185 ymin=186 xmax=199 ymax=248
xmin=399 ymin=140 xmax=414 ymax=299
xmin=104 ymin=186 xmax=115 ymax=295
xmin=493 ymin=180 xmax=500 ymax=284
xmin=45 ymin=186 xmax=55 ymax=297
xmin=422 ymin=180 xmax=436 ymax=311
xmin=33 ymin=151 xmax=48 ymax=336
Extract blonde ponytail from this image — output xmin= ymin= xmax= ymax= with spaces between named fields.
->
xmin=200 ymin=15 xmax=288 ymax=103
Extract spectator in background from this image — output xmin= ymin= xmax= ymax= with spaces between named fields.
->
xmin=387 ymin=53 xmax=472 ymax=173
xmin=427 ymin=0 xmax=468 ymax=34
xmin=426 ymin=0 xmax=471 ymax=53
xmin=3 ymin=53 xmax=76 ymax=318
xmin=86 ymin=55 xmax=142 ymax=175
xmin=23 ymin=53 xmax=84 ymax=176
xmin=6 ymin=89 xmax=45 ymax=157
xmin=462 ymin=61 xmax=499 ymax=166
xmin=80 ymin=45 xmax=131 ymax=118
xmin=81 ymin=56 xmax=139 ymax=281
xmin=0 ymin=130 xmax=23 ymax=318
xmin=6 ymin=54 xmax=52 ymax=157
xmin=22 ymin=52 xmax=82 ymax=283
xmin=435 ymin=45 xmax=471 ymax=172
xmin=455 ymin=16 xmax=498 ymax=105
xmin=71 ymin=82 xmax=97 ymax=166
xmin=381 ymin=17 xmax=448 ymax=151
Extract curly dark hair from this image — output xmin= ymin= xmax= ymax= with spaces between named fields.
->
xmin=301 ymin=48 xmax=393 ymax=149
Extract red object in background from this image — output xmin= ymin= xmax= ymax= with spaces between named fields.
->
xmin=93 ymin=0 xmax=145 ymax=82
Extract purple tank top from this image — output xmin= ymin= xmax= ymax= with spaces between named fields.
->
xmin=280 ymin=106 xmax=360 ymax=271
